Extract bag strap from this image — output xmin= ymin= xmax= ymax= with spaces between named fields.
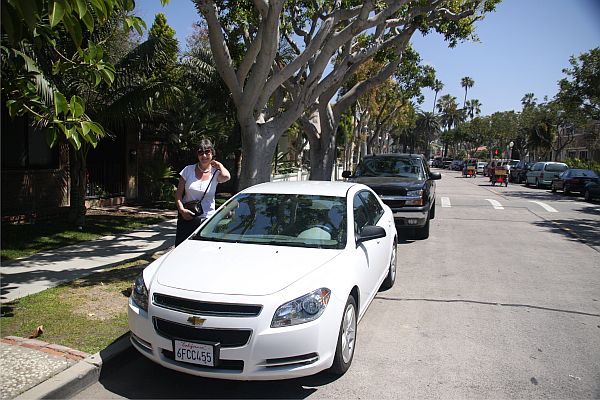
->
xmin=199 ymin=169 xmax=218 ymax=202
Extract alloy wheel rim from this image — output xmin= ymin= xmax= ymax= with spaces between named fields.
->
xmin=390 ymin=243 xmax=397 ymax=280
xmin=341 ymin=303 xmax=356 ymax=363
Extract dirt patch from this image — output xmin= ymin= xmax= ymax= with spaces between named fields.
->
xmin=59 ymin=261 xmax=149 ymax=321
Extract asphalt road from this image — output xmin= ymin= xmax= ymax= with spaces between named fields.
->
xmin=74 ymin=170 xmax=600 ymax=399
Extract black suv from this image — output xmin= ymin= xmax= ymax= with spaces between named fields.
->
xmin=342 ymin=154 xmax=441 ymax=239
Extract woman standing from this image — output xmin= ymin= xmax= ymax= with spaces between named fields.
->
xmin=175 ymin=139 xmax=231 ymax=246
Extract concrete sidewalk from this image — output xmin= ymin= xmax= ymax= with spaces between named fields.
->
xmin=0 ymin=211 xmax=177 ymax=399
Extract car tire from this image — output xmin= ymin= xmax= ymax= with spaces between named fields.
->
xmin=551 ymin=184 xmax=556 ymax=193
xmin=564 ymin=185 xmax=571 ymax=195
xmin=584 ymin=189 xmax=591 ymax=202
xmin=429 ymin=201 xmax=436 ymax=220
xmin=536 ymin=179 xmax=542 ymax=189
xmin=415 ymin=218 xmax=430 ymax=240
xmin=380 ymin=238 xmax=397 ymax=291
xmin=525 ymin=178 xmax=530 ymax=187
xmin=330 ymin=295 xmax=357 ymax=376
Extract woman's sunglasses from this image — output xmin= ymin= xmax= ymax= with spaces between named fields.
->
xmin=198 ymin=149 xmax=212 ymax=156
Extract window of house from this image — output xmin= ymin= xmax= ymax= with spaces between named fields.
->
xmin=1 ymin=107 xmax=59 ymax=169
xmin=579 ymin=150 xmax=588 ymax=160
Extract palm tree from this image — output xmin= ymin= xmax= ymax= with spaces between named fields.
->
xmin=416 ymin=111 xmax=441 ymax=158
xmin=460 ymin=76 xmax=475 ymax=107
xmin=521 ymin=93 xmax=537 ymax=109
xmin=465 ymin=99 xmax=482 ymax=120
xmin=431 ymin=79 xmax=444 ymax=113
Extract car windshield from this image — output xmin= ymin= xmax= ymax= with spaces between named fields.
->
xmin=354 ymin=157 xmax=424 ymax=178
xmin=194 ymin=193 xmax=347 ymax=249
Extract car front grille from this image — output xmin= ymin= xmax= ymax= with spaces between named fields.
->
xmin=153 ymin=317 xmax=252 ymax=348
xmin=153 ymin=293 xmax=262 ymax=317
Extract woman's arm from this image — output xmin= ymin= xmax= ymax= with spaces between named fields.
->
xmin=211 ymin=160 xmax=231 ymax=183
xmin=175 ymin=176 xmax=194 ymax=220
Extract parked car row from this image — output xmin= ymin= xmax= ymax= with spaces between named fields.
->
xmin=494 ymin=160 xmax=599 ymax=201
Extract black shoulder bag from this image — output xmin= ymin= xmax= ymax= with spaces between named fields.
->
xmin=182 ymin=170 xmax=217 ymax=217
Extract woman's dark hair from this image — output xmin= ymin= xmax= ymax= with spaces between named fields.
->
xmin=198 ymin=138 xmax=215 ymax=156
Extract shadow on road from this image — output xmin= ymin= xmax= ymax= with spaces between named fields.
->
xmin=97 ymin=347 xmax=341 ymax=399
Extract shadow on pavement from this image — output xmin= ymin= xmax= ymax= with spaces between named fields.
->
xmin=96 ymin=346 xmax=341 ymax=399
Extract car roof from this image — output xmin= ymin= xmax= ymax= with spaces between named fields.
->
xmin=241 ymin=181 xmax=359 ymax=197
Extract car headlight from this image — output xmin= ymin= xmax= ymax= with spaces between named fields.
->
xmin=271 ymin=288 xmax=331 ymax=328
xmin=405 ymin=189 xmax=424 ymax=206
xmin=131 ymin=273 xmax=149 ymax=312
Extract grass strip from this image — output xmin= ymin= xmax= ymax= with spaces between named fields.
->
xmin=0 ymin=259 xmax=149 ymax=354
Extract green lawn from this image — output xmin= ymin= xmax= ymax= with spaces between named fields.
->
xmin=1 ymin=213 xmax=167 ymax=261
xmin=0 ymin=260 xmax=147 ymax=354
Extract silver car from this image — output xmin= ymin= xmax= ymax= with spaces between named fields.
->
xmin=525 ymin=161 xmax=569 ymax=188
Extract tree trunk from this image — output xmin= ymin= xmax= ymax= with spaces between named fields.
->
xmin=303 ymin=107 xmax=338 ymax=181
xmin=68 ymin=145 xmax=89 ymax=227
xmin=238 ymin=120 xmax=279 ymax=189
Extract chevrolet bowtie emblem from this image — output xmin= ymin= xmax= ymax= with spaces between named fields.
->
xmin=187 ymin=316 xmax=206 ymax=326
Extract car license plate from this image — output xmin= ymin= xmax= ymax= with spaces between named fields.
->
xmin=173 ymin=340 xmax=218 ymax=367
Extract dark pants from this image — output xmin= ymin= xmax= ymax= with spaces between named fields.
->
xmin=175 ymin=214 xmax=205 ymax=246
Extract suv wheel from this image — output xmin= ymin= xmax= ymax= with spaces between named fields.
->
xmin=415 ymin=219 xmax=430 ymax=240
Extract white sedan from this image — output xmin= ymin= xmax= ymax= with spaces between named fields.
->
xmin=128 ymin=181 xmax=397 ymax=380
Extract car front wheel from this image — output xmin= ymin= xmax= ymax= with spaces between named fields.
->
xmin=380 ymin=238 xmax=397 ymax=291
xmin=330 ymin=296 xmax=357 ymax=375
xmin=584 ymin=189 xmax=591 ymax=202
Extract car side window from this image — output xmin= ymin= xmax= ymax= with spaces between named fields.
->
xmin=358 ymin=191 xmax=384 ymax=226
xmin=353 ymin=194 xmax=370 ymax=235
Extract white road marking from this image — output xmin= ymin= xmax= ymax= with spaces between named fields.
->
xmin=485 ymin=199 xmax=504 ymax=210
xmin=441 ymin=197 xmax=451 ymax=208
xmin=529 ymin=200 xmax=558 ymax=213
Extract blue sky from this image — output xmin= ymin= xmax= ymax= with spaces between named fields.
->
xmin=135 ymin=0 xmax=600 ymax=116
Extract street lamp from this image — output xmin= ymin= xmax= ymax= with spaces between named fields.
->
xmin=508 ymin=141 xmax=514 ymax=160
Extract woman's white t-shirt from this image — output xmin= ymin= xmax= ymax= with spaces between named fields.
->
xmin=180 ymin=164 xmax=220 ymax=218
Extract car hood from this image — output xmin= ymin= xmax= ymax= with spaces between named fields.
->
xmin=154 ymin=240 xmax=341 ymax=296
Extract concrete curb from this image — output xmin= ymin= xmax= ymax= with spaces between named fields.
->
xmin=14 ymin=333 xmax=132 ymax=400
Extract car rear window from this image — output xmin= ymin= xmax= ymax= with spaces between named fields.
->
xmin=571 ymin=169 xmax=599 ymax=178
xmin=355 ymin=157 xmax=424 ymax=179
xmin=545 ymin=163 xmax=568 ymax=172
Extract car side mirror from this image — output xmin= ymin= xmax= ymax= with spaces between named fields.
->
xmin=429 ymin=171 xmax=442 ymax=180
xmin=356 ymin=225 xmax=386 ymax=245
xmin=342 ymin=171 xmax=352 ymax=179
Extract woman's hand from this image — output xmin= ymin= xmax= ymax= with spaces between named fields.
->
xmin=210 ymin=160 xmax=223 ymax=170
xmin=180 ymin=208 xmax=195 ymax=220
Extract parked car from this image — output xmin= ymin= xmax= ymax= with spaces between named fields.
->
xmin=128 ymin=181 xmax=397 ymax=380
xmin=342 ymin=153 xmax=441 ymax=239
xmin=510 ymin=160 xmax=530 ymax=183
xmin=451 ymin=159 xmax=463 ymax=171
xmin=525 ymin=161 xmax=569 ymax=188
xmin=506 ymin=159 xmax=520 ymax=180
xmin=583 ymin=179 xmax=600 ymax=201
xmin=476 ymin=162 xmax=487 ymax=175
xmin=551 ymin=169 xmax=600 ymax=195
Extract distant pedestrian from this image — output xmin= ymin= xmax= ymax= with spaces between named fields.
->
xmin=175 ymin=139 xmax=231 ymax=246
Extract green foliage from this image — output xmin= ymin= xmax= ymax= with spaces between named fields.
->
xmin=563 ymin=158 xmax=600 ymax=175
xmin=140 ymin=159 xmax=178 ymax=203
xmin=0 ymin=0 xmax=162 ymax=149
xmin=556 ymin=47 xmax=600 ymax=121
